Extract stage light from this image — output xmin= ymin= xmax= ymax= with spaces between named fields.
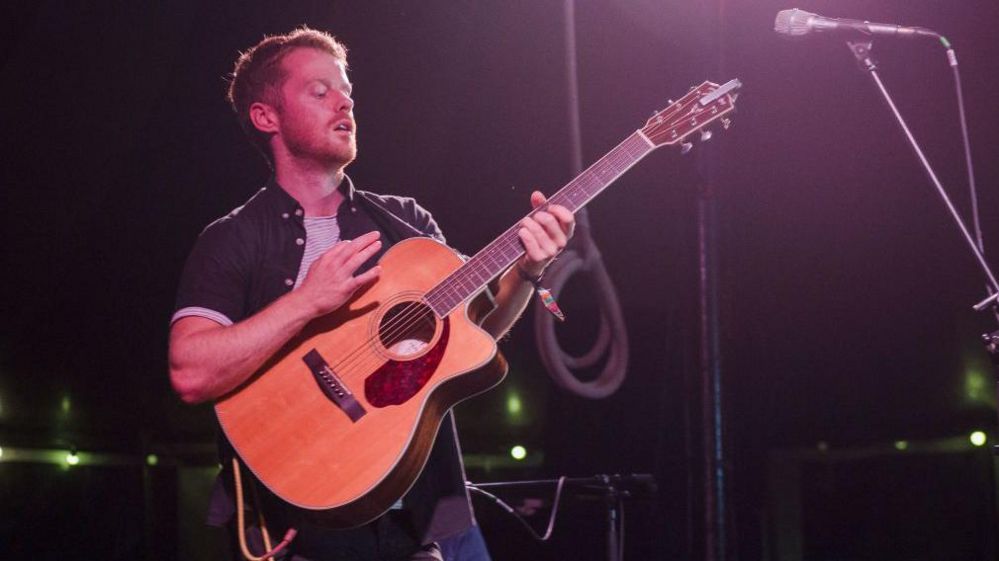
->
xmin=0 ymin=445 xmax=4 ymax=460
xmin=510 ymin=445 xmax=527 ymax=460
xmin=146 ymin=454 xmax=159 ymax=466
xmin=65 ymin=451 xmax=80 ymax=466
xmin=506 ymin=393 xmax=523 ymax=417
xmin=61 ymin=395 xmax=71 ymax=414
xmin=894 ymin=440 xmax=908 ymax=451
xmin=970 ymin=431 xmax=987 ymax=447
xmin=964 ymin=370 xmax=989 ymax=404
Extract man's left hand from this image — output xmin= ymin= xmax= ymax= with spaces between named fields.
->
xmin=517 ymin=190 xmax=575 ymax=278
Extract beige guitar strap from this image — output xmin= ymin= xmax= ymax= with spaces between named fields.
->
xmin=232 ymin=457 xmax=298 ymax=561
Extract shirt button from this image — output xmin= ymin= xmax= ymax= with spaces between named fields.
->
xmin=284 ymin=278 xmax=294 ymax=287
xmin=281 ymin=212 xmax=289 ymax=219
xmin=294 ymin=209 xmax=304 ymax=217
xmin=296 ymin=238 xmax=305 ymax=246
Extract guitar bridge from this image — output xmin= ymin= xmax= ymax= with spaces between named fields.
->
xmin=302 ymin=349 xmax=367 ymax=422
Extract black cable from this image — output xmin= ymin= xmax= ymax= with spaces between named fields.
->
xmin=466 ymin=477 xmax=568 ymax=542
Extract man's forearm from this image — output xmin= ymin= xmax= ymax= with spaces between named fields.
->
xmin=169 ymin=233 xmax=385 ymax=405
xmin=168 ymin=290 xmax=318 ymax=404
xmin=480 ymin=266 xmax=536 ymax=339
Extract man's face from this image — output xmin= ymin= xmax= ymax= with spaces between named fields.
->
xmin=274 ymin=48 xmax=356 ymax=167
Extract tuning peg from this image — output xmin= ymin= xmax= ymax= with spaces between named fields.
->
xmin=680 ymin=141 xmax=694 ymax=155
xmin=721 ymin=118 xmax=732 ymax=130
xmin=700 ymin=129 xmax=713 ymax=142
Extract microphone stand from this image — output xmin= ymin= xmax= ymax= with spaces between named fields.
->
xmin=845 ymin=40 xmax=999 ymax=450
xmin=468 ymin=474 xmax=657 ymax=561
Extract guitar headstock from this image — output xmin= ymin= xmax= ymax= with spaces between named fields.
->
xmin=640 ymin=79 xmax=741 ymax=151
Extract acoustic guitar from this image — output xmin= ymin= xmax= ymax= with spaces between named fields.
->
xmin=215 ymin=79 xmax=742 ymax=528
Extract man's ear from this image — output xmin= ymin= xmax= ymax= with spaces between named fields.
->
xmin=249 ymin=101 xmax=280 ymax=134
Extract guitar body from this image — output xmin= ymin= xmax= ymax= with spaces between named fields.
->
xmin=215 ymin=237 xmax=508 ymax=528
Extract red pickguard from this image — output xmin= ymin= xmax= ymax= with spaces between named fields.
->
xmin=364 ymin=319 xmax=451 ymax=407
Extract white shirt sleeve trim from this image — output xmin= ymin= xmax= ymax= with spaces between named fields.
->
xmin=170 ymin=307 xmax=234 ymax=327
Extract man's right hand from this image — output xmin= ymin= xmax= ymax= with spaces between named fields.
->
xmin=296 ymin=230 xmax=383 ymax=318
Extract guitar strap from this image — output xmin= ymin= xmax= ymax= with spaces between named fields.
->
xmin=354 ymin=191 xmax=442 ymax=245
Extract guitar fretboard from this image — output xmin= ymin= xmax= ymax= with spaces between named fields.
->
xmin=425 ymin=131 xmax=655 ymax=317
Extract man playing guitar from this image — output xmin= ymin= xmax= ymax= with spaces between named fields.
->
xmin=168 ymin=26 xmax=573 ymax=561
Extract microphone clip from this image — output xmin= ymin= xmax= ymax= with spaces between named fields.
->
xmin=846 ymin=40 xmax=877 ymax=72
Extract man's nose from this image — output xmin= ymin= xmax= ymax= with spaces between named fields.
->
xmin=338 ymin=93 xmax=354 ymax=112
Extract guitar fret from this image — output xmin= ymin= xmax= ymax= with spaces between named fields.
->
xmin=483 ymin=251 xmax=501 ymax=270
xmin=472 ymin=265 xmax=490 ymax=285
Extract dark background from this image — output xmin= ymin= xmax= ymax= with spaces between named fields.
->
xmin=2 ymin=1 xmax=998 ymax=559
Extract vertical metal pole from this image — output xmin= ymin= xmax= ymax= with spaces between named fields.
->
xmin=698 ymin=183 xmax=726 ymax=561
xmin=700 ymin=1 xmax=729 ymax=560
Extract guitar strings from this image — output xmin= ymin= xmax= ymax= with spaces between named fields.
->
xmin=333 ymin=184 xmax=570 ymax=368
xmin=337 ymin=204 xmax=545 ymax=366
xmin=318 ymin=230 xmax=523 ymax=379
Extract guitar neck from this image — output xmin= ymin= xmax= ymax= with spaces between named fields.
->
xmin=426 ymin=131 xmax=656 ymax=317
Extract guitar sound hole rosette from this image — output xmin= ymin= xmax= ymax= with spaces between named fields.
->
xmin=373 ymin=294 xmax=440 ymax=361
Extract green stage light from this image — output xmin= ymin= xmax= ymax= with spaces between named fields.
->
xmin=510 ymin=445 xmax=527 ymax=460
xmin=506 ymin=393 xmax=523 ymax=417
xmin=146 ymin=454 xmax=159 ymax=466
xmin=970 ymin=431 xmax=987 ymax=447
xmin=65 ymin=451 xmax=80 ymax=466
xmin=894 ymin=440 xmax=909 ymax=451
xmin=0 ymin=445 xmax=4 ymax=460
xmin=964 ymin=370 xmax=989 ymax=404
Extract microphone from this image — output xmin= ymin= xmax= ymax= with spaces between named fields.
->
xmin=774 ymin=9 xmax=939 ymax=39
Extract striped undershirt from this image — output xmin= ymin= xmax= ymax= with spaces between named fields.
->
xmin=294 ymin=215 xmax=342 ymax=289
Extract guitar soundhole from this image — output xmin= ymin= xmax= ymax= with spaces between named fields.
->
xmin=366 ymin=302 xmax=450 ymax=408
xmin=378 ymin=301 xmax=438 ymax=359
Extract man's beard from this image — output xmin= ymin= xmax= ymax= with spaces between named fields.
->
xmin=283 ymin=118 xmax=357 ymax=168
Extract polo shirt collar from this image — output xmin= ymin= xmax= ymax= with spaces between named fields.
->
xmin=264 ymin=174 xmax=358 ymax=216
